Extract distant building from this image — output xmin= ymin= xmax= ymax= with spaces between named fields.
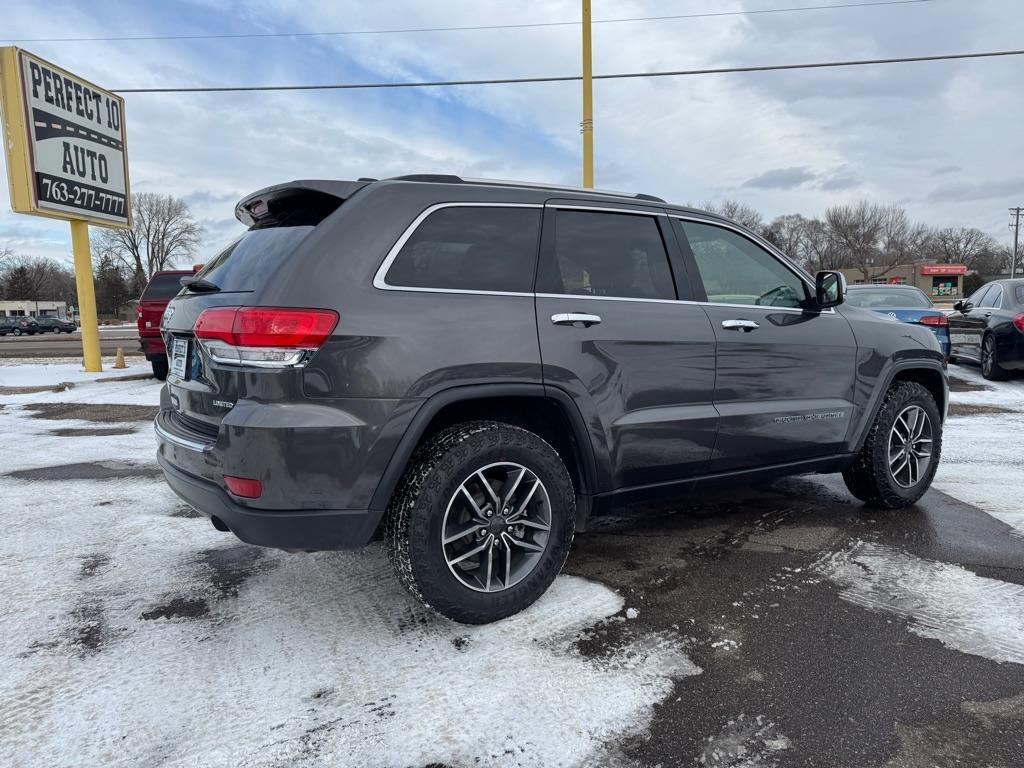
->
xmin=0 ymin=300 xmax=71 ymax=319
xmin=839 ymin=263 xmax=968 ymax=299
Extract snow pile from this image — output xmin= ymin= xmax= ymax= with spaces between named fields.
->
xmin=0 ymin=363 xmax=700 ymax=768
xmin=816 ymin=542 xmax=1024 ymax=665
xmin=935 ymin=366 xmax=1024 ymax=537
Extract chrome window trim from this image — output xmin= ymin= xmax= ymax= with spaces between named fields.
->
xmin=547 ymin=202 xmax=667 ymax=216
xmin=535 ymin=292 xmax=835 ymax=314
xmin=373 ymin=202 xmax=543 ymax=293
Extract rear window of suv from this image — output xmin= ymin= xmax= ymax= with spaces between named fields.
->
xmin=141 ymin=272 xmax=187 ymax=300
xmin=384 ymin=206 xmax=542 ymax=293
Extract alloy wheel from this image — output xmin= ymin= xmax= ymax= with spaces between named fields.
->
xmin=441 ymin=462 xmax=551 ymax=593
xmin=982 ymin=337 xmax=995 ymax=377
xmin=887 ymin=405 xmax=933 ymax=489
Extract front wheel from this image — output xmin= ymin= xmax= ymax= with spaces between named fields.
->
xmin=843 ymin=381 xmax=942 ymax=508
xmin=386 ymin=421 xmax=575 ymax=624
xmin=12 ymin=328 xmax=21 ymax=337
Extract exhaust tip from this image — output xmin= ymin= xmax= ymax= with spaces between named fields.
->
xmin=209 ymin=515 xmax=230 ymax=533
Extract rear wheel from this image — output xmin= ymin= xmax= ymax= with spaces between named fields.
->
xmin=386 ymin=421 xmax=575 ymax=624
xmin=151 ymin=356 xmax=169 ymax=381
xmin=981 ymin=334 xmax=1009 ymax=381
xmin=12 ymin=328 xmax=21 ymax=337
xmin=843 ymin=381 xmax=941 ymax=508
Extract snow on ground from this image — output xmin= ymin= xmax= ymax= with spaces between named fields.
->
xmin=0 ymin=360 xmax=151 ymax=388
xmin=934 ymin=364 xmax=1024 ymax=537
xmin=816 ymin=542 xmax=1024 ymax=665
xmin=0 ymin=365 xmax=700 ymax=767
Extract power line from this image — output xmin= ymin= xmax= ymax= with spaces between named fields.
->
xmin=111 ymin=48 xmax=1024 ymax=94
xmin=3 ymin=1 xmax=934 ymax=44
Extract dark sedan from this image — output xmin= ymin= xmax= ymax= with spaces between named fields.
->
xmin=35 ymin=317 xmax=77 ymax=334
xmin=949 ymin=279 xmax=1024 ymax=380
xmin=0 ymin=317 xmax=40 ymax=336
xmin=844 ymin=284 xmax=951 ymax=360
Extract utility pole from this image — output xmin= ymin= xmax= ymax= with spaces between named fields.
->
xmin=1011 ymin=207 xmax=1022 ymax=280
xmin=581 ymin=0 xmax=594 ymax=188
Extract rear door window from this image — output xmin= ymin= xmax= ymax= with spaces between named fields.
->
xmin=141 ymin=273 xmax=186 ymax=300
xmin=384 ymin=206 xmax=542 ymax=293
xmin=537 ymin=209 xmax=675 ymax=300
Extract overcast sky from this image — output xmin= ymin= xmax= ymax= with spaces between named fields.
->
xmin=2 ymin=0 xmax=1022 ymax=265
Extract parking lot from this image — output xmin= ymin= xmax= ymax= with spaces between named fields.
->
xmin=0 ymin=360 xmax=1022 ymax=767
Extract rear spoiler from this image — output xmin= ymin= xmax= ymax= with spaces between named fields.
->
xmin=234 ymin=179 xmax=370 ymax=227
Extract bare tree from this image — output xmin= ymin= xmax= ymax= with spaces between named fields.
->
xmin=0 ymin=253 xmax=76 ymax=305
xmin=932 ymin=226 xmax=1000 ymax=270
xmin=701 ymin=199 xmax=765 ymax=234
xmin=764 ymin=214 xmax=813 ymax=268
xmin=93 ymin=192 xmax=203 ymax=281
xmin=825 ymin=201 xmax=890 ymax=280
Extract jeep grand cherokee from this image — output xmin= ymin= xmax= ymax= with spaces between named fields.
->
xmin=155 ymin=175 xmax=947 ymax=624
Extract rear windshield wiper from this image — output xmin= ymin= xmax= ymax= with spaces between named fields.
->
xmin=180 ymin=276 xmax=220 ymax=293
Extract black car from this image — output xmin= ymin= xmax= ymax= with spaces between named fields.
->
xmin=156 ymin=175 xmax=947 ymax=623
xmin=35 ymin=317 xmax=77 ymax=334
xmin=0 ymin=317 xmax=40 ymax=336
xmin=949 ymin=279 xmax=1024 ymax=380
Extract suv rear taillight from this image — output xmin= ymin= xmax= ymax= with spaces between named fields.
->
xmin=193 ymin=307 xmax=338 ymax=367
xmin=918 ymin=315 xmax=949 ymax=327
xmin=1013 ymin=313 xmax=1024 ymax=332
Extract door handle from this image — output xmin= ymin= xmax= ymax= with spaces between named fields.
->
xmin=551 ymin=312 xmax=602 ymax=327
xmin=722 ymin=319 xmax=759 ymax=332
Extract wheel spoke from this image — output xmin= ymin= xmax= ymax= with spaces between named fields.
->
xmin=507 ymin=536 xmax=544 ymax=553
xmin=475 ymin=470 xmax=501 ymax=508
xmin=448 ymin=539 xmax=490 ymax=567
xmin=483 ymin=542 xmax=494 ymax=591
xmin=444 ymin=522 xmax=484 ymax=545
xmin=459 ymin=484 xmax=485 ymax=519
xmin=502 ymin=535 xmax=513 ymax=587
xmin=501 ymin=467 xmax=527 ymax=509
xmin=517 ymin=519 xmax=550 ymax=531
xmin=507 ymin=479 xmax=541 ymax=522
xmin=892 ymin=455 xmax=910 ymax=479
xmin=889 ymin=450 xmax=904 ymax=467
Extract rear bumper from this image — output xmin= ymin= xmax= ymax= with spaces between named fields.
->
xmin=158 ymin=451 xmax=384 ymax=550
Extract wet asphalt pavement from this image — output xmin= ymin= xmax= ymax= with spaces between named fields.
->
xmin=567 ymin=475 xmax=1024 ymax=767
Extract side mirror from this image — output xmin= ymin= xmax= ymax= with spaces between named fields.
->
xmin=815 ymin=271 xmax=845 ymax=309
xmin=952 ymin=300 xmax=964 ymax=313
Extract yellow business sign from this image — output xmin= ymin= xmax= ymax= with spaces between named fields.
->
xmin=0 ymin=47 xmax=131 ymax=228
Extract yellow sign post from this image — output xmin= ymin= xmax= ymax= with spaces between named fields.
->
xmin=581 ymin=0 xmax=594 ymax=189
xmin=0 ymin=47 xmax=131 ymax=372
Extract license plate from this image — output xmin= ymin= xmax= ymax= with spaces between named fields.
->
xmin=170 ymin=338 xmax=188 ymax=379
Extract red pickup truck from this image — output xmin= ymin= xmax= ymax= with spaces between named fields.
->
xmin=138 ymin=269 xmax=197 ymax=380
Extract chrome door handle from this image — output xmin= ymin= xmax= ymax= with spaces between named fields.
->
xmin=551 ymin=312 xmax=602 ymax=327
xmin=722 ymin=319 xmax=759 ymax=332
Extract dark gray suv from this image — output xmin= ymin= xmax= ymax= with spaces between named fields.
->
xmin=155 ymin=175 xmax=947 ymax=623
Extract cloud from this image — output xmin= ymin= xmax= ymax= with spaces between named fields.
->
xmin=927 ymin=179 xmax=1024 ymax=203
xmin=932 ymin=165 xmax=962 ymax=176
xmin=742 ymin=166 xmax=816 ymax=190
xmin=1 ymin=0 xmax=1022 ymax=256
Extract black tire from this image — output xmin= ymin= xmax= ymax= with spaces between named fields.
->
xmin=981 ymin=334 xmax=1010 ymax=381
xmin=843 ymin=381 xmax=942 ymax=509
xmin=385 ymin=421 xmax=575 ymax=624
xmin=12 ymin=328 xmax=21 ymax=337
xmin=151 ymin=356 xmax=169 ymax=381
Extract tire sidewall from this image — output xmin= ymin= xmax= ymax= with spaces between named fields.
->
xmin=409 ymin=429 xmax=574 ymax=622
xmin=869 ymin=384 xmax=942 ymax=504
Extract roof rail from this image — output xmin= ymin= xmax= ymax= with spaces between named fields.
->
xmin=386 ymin=174 xmax=665 ymax=203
